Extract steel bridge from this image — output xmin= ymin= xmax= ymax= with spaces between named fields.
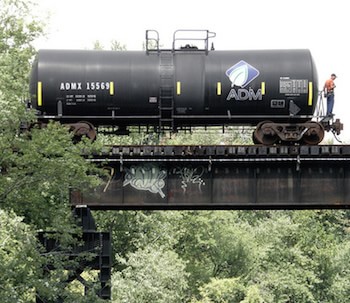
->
xmin=71 ymin=144 xmax=350 ymax=210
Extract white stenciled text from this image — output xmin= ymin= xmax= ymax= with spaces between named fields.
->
xmin=60 ymin=82 xmax=82 ymax=90
xmin=86 ymin=81 xmax=110 ymax=90
xmin=59 ymin=81 xmax=111 ymax=91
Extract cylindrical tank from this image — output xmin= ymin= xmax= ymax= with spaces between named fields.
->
xmin=30 ymin=48 xmax=318 ymax=127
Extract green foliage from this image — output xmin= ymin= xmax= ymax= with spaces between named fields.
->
xmin=0 ymin=2 xmax=108 ymax=301
xmin=327 ymin=241 xmax=350 ymax=302
xmin=194 ymin=277 xmax=246 ymax=303
xmin=112 ymin=246 xmax=188 ymax=303
xmin=0 ymin=116 xmax=105 ymax=300
xmin=182 ymin=210 xmax=350 ymax=302
xmin=0 ymin=0 xmax=43 ymax=138
xmin=96 ymin=127 xmax=161 ymax=145
xmin=165 ymin=127 xmax=254 ymax=145
xmin=92 ymin=39 xmax=127 ymax=51
xmin=94 ymin=210 xmax=185 ymax=260
xmin=1 ymin=122 xmax=102 ymax=230
xmin=104 ymin=210 xmax=350 ymax=302
xmin=92 ymin=40 xmax=104 ymax=50
xmin=176 ymin=211 xmax=256 ymax=294
xmin=241 ymin=285 xmax=264 ymax=303
xmin=111 ymin=40 xmax=127 ymax=51
xmin=0 ymin=210 xmax=104 ymax=302
xmin=96 ymin=126 xmax=254 ymax=146
xmin=0 ymin=0 xmax=44 ymax=97
xmin=0 ymin=209 xmax=41 ymax=302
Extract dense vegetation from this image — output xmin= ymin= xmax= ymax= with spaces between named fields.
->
xmin=97 ymin=210 xmax=350 ymax=302
xmin=1 ymin=1 xmax=350 ymax=302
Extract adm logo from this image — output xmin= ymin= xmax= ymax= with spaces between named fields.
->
xmin=225 ymin=60 xmax=262 ymax=101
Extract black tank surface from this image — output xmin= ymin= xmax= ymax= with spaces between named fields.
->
xmin=30 ymin=50 xmax=161 ymax=125
xmin=174 ymin=49 xmax=318 ymax=123
xmin=30 ymin=47 xmax=318 ymax=128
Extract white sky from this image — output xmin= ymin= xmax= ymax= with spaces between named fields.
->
xmin=34 ymin=0 xmax=350 ymax=142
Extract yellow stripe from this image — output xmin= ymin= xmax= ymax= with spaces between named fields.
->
xmin=37 ymin=81 xmax=42 ymax=106
xmin=217 ymin=82 xmax=222 ymax=95
xmin=176 ymin=81 xmax=181 ymax=95
xmin=109 ymin=81 xmax=114 ymax=95
xmin=261 ymin=82 xmax=265 ymax=95
xmin=308 ymin=82 xmax=313 ymax=106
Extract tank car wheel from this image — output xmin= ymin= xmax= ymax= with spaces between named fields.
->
xmin=301 ymin=122 xmax=324 ymax=145
xmin=70 ymin=121 xmax=97 ymax=141
xmin=253 ymin=121 xmax=278 ymax=145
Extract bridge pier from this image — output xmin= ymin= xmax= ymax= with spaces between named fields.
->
xmin=36 ymin=206 xmax=111 ymax=302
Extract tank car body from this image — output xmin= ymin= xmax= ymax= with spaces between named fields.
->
xmin=30 ymin=30 xmax=334 ymax=144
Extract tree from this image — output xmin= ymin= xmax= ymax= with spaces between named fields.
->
xmin=1 ymin=1 xmax=107 ymax=301
xmin=92 ymin=39 xmax=127 ymax=51
xmin=192 ymin=278 xmax=246 ymax=303
xmin=0 ymin=0 xmax=44 ymax=98
xmin=175 ymin=211 xmax=257 ymax=295
xmin=112 ymin=246 xmax=188 ymax=303
xmin=92 ymin=40 xmax=104 ymax=50
xmin=0 ymin=209 xmax=41 ymax=302
xmin=165 ymin=126 xmax=254 ymax=145
xmin=1 ymin=122 xmax=102 ymax=230
xmin=94 ymin=210 xmax=185 ymax=258
xmin=327 ymin=241 xmax=350 ymax=302
xmin=111 ymin=40 xmax=126 ymax=51
xmin=97 ymin=209 xmax=350 ymax=302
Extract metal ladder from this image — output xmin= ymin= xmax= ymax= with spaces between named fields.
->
xmin=159 ymin=51 xmax=175 ymax=132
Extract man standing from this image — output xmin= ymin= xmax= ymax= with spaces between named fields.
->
xmin=323 ymin=73 xmax=337 ymax=116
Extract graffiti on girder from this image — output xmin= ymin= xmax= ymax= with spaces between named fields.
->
xmin=123 ymin=164 xmax=167 ymax=198
xmin=175 ymin=166 xmax=206 ymax=193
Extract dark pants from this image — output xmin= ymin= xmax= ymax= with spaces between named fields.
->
xmin=327 ymin=93 xmax=334 ymax=115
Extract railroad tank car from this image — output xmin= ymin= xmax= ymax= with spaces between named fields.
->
xmin=29 ymin=30 xmax=340 ymax=144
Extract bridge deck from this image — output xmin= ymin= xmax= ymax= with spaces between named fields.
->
xmin=71 ymin=145 xmax=350 ymax=210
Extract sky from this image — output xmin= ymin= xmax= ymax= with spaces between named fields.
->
xmin=34 ymin=0 xmax=350 ymax=142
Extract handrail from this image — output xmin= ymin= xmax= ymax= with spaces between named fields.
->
xmin=145 ymin=30 xmax=160 ymax=53
xmin=172 ymin=29 xmax=216 ymax=54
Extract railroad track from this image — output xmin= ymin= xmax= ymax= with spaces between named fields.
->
xmin=90 ymin=145 xmax=350 ymax=161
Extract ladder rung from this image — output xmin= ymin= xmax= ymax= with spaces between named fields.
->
xmin=160 ymin=93 xmax=173 ymax=97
